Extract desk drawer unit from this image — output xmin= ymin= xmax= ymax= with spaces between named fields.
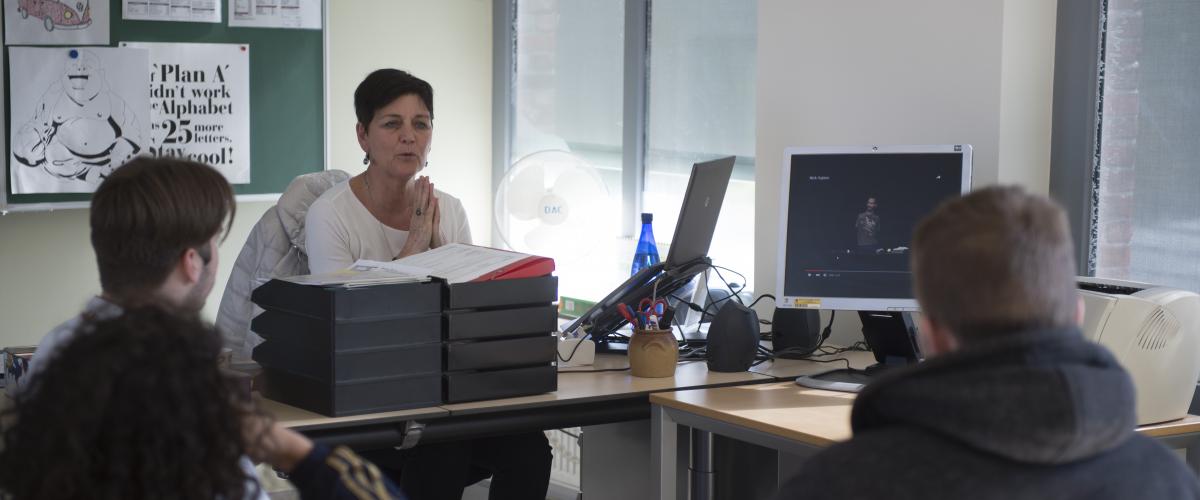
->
xmin=442 ymin=276 xmax=560 ymax=402
xmin=251 ymin=279 xmax=446 ymax=416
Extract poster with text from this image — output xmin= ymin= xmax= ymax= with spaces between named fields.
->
xmin=9 ymin=47 xmax=150 ymax=194
xmin=121 ymin=42 xmax=250 ymax=184
xmin=4 ymin=0 xmax=110 ymax=46
xmin=229 ymin=0 xmax=320 ymax=29
xmin=123 ymin=0 xmax=219 ymax=23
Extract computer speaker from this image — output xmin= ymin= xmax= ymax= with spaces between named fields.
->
xmin=706 ymin=302 xmax=759 ymax=372
xmin=772 ymin=308 xmax=820 ymax=359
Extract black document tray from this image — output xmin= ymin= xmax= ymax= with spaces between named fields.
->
xmin=252 ymin=279 xmax=441 ymax=320
xmin=444 ymin=305 xmax=557 ymax=341
xmin=254 ymin=340 xmax=441 ymax=382
xmin=445 ymin=276 xmax=558 ymax=310
xmin=251 ymin=309 xmax=441 ymax=351
xmin=445 ymin=335 xmax=556 ymax=371
xmin=443 ymin=364 xmax=558 ymax=403
xmin=262 ymin=367 xmax=442 ymax=417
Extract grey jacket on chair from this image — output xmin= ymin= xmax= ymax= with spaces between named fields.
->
xmin=216 ymin=170 xmax=350 ymax=361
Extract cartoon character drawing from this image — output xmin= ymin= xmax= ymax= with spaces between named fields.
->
xmin=13 ymin=49 xmax=142 ymax=185
xmin=17 ymin=0 xmax=91 ymax=32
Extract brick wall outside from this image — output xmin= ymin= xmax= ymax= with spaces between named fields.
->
xmin=1095 ymin=0 xmax=1144 ymax=279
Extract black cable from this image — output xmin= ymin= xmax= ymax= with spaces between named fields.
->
xmin=559 ymin=367 xmax=632 ymax=373
xmin=746 ymin=294 xmax=776 ymax=309
xmin=557 ymin=429 xmax=581 ymax=439
xmin=709 ymin=266 xmax=745 ymax=306
xmin=712 ymin=265 xmax=748 ymax=290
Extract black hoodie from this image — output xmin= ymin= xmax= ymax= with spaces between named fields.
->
xmin=776 ymin=327 xmax=1200 ymax=500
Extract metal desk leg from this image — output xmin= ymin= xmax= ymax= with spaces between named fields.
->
xmin=652 ymin=405 xmax=678 ymax=500
xmin=689 ymin=429 xmax=715 ymax=500
xmin=1188 ymin=440 xmax=1200 ymax=476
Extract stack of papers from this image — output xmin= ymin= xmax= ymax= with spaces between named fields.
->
xmin=394 ymin=244 xmax=545 ymax=284
xmin=282 ymin=261 xmax=431 ymax=288
xmin=281 ymin=244 xmax=554 ymax=287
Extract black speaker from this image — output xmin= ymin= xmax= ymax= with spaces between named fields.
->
xmin=706 ymin=302 xmax=759 ymax=372
xmin=772 ymin=308 xmax=820 ymax=359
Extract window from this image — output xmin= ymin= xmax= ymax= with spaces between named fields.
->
xmin=1052 ymin=0 xmax=1200 ymax=292
xmin=644 ymin=0 xmax=758 ymax=292
xmin=498 ymin=0 xmax=757 ymax=300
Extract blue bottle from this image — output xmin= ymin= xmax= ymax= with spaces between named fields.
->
xmin=630 ymin=213 xmax=661 ymax=276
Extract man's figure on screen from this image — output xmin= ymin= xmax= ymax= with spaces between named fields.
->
xmin=776 ymin=187 xmax=1200 ymax=500
xmin=855 ymin=196 xmax=881 ymax=252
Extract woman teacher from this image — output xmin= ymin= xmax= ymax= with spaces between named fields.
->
xmin=306 ymin=69 xmax=471 ymax=273
xmin=305 ymin=69 xmax=552 ymax=500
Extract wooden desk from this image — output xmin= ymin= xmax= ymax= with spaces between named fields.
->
xmin=650 ymin=382 xmax=1200 ymax=500
xmin=265 ymin=353 xmax=773 ymax=450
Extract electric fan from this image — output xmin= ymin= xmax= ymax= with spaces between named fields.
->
xmin=494 ymin=150 xmax=614 ymax=260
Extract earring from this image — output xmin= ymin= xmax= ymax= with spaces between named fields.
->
xmin=363 ymin=154 xmax=369 ymax=165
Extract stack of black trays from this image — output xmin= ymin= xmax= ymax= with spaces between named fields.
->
xmin=250 ymin=279 xmax=445 ymax=417
xmin=442 ymin=276 xmax=559 ymax=403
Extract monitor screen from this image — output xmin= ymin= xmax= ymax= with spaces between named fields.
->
xmin=775 ymin=145 xmax=972 ymax=311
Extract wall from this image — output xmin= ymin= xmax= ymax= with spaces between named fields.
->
xmin=0 ymin=202 xmax=273 ymax=347
xmin=327 ymin=0 xmax=493 ymax=246
xmin=754 ymin=0 xmax=1057 ymax=342
xmin=0 ymin=1 xmax=493 ymax=348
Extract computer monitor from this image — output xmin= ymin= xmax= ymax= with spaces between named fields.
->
xmin=564 ymin=156 xmax=736 ymax=344
xmin=775 ymin=145 xmax=972 ymax=390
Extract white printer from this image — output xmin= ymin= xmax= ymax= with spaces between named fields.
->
xmin=1078 ymin=277 xmax=1200 ymax=425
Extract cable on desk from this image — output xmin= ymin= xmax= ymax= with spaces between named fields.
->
xmin=559 ymin=367 xmax=632 ymax=373
xmin=557 ymin=325 xmax=593 ymax=364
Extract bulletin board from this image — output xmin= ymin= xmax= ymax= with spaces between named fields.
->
xmin=1 ymin=0 xmax=325 ymax=211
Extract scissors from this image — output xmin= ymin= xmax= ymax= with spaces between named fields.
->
xmin=639 ymin=298 xmax=668 ymax=316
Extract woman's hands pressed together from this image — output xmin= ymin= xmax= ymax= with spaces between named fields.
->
xmin=399 ymin=176 xmax=442 ymax=257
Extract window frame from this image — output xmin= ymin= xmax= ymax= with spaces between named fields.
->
xmin=1049 ymin=0 xmax=1106 ymax=276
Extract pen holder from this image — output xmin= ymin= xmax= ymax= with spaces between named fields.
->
xmin=629 ymin=328 xmax=678 ymax=378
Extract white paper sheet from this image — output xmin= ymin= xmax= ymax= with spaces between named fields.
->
xmin=228 ymin=0 xmax=320 ymax=29
xmin=1 ymin=43 xmax=6 ymax=210
xmin=4 ymin=0 xmax=110 ymax=46
xmin=9 ymin=47 xmax=151 ymax=194
xmin=395 ymin=243 xmax=532 ymax=284
xmin=120 ymin=42 xmax=250 ymax=184
xmin=123 ymin=0 xmax=220 ymax=23
xmin=284 ymin=265 xmax=430 ymax=287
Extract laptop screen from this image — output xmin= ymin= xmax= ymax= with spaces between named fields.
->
xmin=665 ymin=156 xmax=735 ymax=268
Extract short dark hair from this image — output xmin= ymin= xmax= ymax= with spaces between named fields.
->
xmin=354 ymin=68 xmax=434 ymax=126
xmin=0 ymin=307 xmax=257 ymax=500
xmin=912 ymin=186 xmax=1078 ymax=343
xmin=90 ymin=156 xmax=235 ymax=298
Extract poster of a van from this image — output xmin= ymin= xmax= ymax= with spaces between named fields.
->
xmin=17 ymin=0 xmax=91 ymax=31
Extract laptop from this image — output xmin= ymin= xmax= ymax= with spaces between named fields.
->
xmin=564 ymin=156 xmax=736 ymax=345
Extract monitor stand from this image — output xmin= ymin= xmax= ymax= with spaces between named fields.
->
xmin=794 ymin=311 xmax=922 ymax=393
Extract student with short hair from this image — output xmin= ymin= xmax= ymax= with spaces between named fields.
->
xmin=776 ymin=186 xmax=1200 ymax=500
xmin=0 ymin=307 xmax=406 ymax=500
xmin=25 ymin=155 xmax=236 ymax=382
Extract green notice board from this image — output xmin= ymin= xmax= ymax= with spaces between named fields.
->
xmin=2 ymin=0 xmax=325 ymax=208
